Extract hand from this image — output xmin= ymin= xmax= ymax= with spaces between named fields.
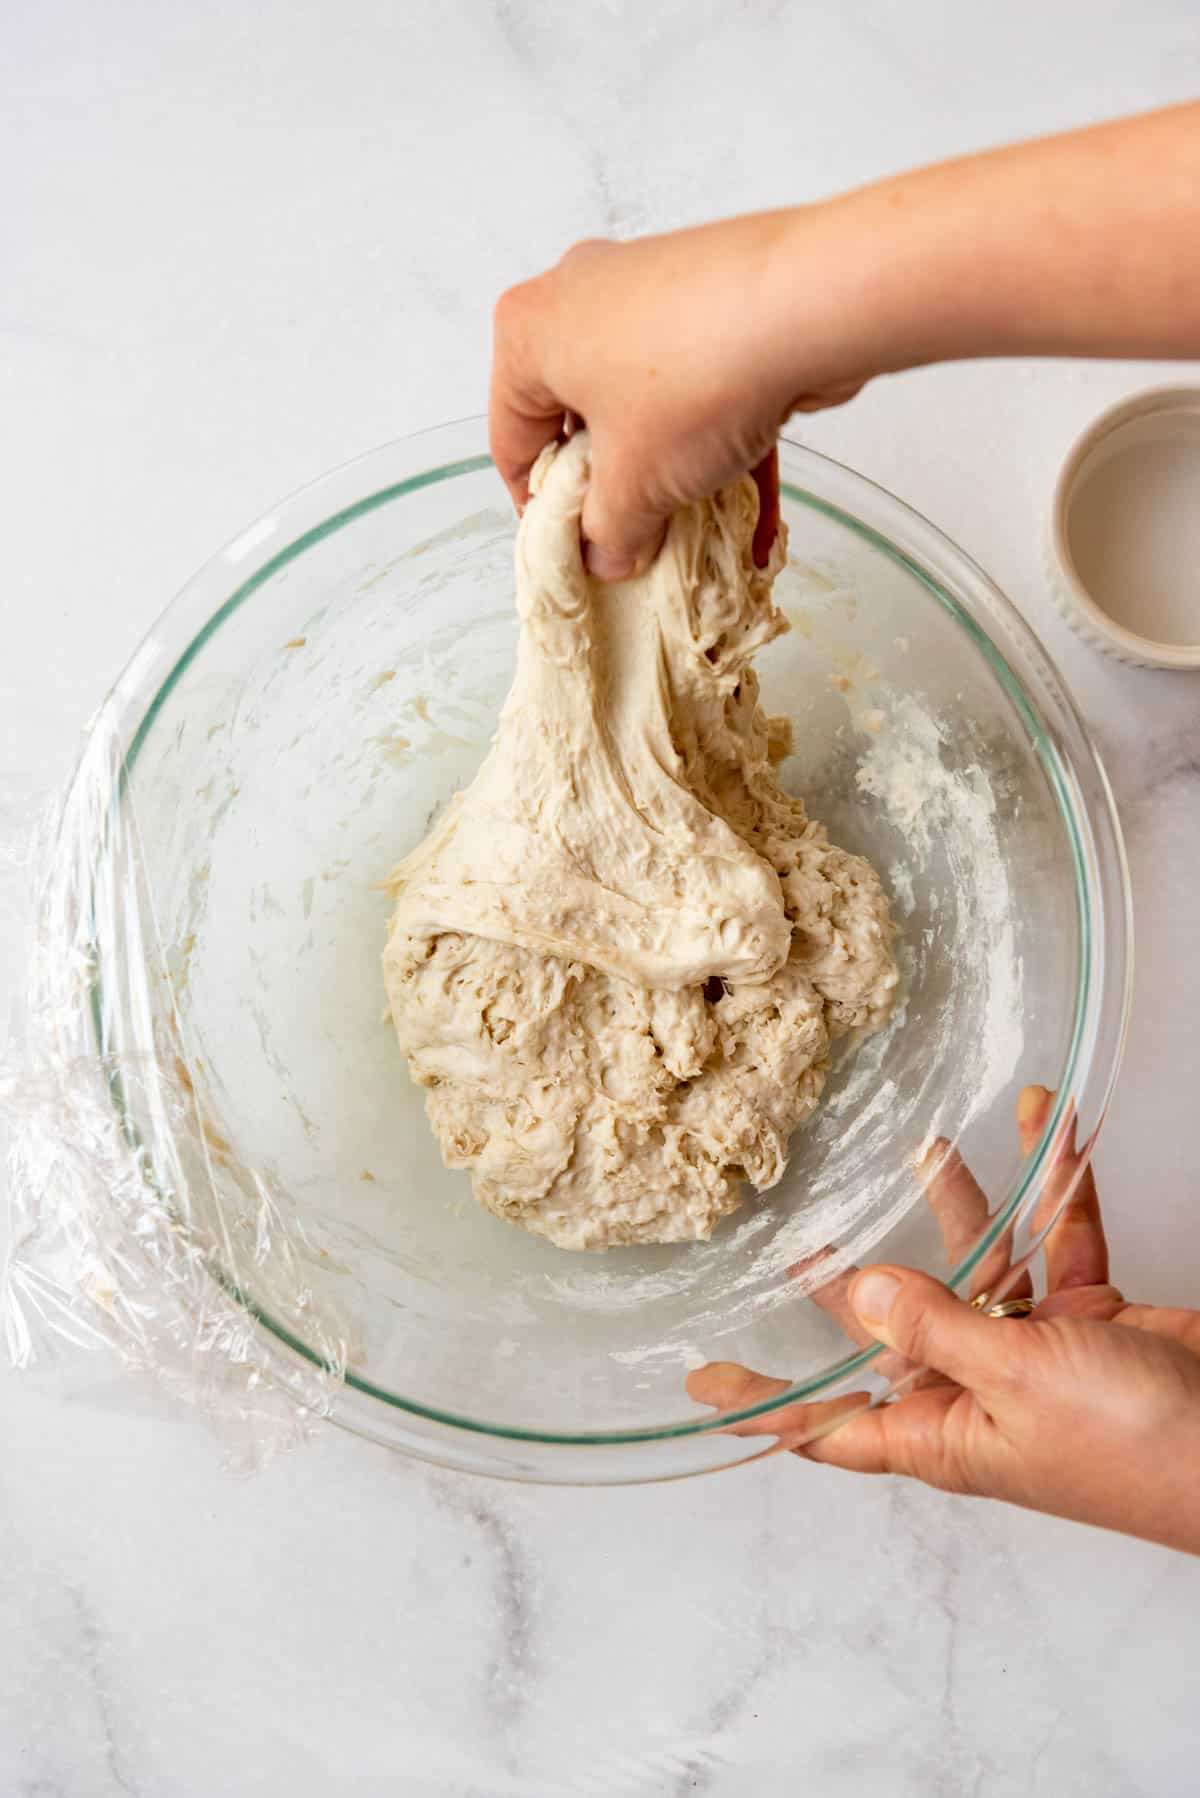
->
xmin=689 ymin=1088 xmax=1200 ymax=1556
xmin=489 ymin=214 xmax=870 ymax=580
xmin=490 ymin=105 xmax=1200 ymax=584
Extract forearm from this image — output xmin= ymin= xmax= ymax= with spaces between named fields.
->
xmin=768 ymin=102 xmax=1200 ymax=395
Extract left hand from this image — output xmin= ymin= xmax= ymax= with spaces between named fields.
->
xmin=688 ymin=1088 xmax=1200 ymax=1555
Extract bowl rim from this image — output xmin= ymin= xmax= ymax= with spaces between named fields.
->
xmin=87 ymin=418 xmax=1134 ymax=1460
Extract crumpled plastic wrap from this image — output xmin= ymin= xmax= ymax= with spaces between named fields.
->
xmin=1 ymin=704 xmax=348 ymax=1462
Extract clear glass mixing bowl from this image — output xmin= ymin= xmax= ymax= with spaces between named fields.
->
xmin=80 ymin=420 xmax=1131 ymax=1481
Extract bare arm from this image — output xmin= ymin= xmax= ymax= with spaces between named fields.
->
xmin=855 ymin=99 xmax=1200 ymax=370
xmin=490 ymin=102 xmax=1200 ymax=578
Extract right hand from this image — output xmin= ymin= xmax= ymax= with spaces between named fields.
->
xmin=490 ymin=106 xmax=1200 ymax=584
xmin=489 ymin=213 xmax=871 ymax=581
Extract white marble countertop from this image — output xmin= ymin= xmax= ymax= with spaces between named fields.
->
xmin=4 ymin=4 xmax=1200 ymax=1793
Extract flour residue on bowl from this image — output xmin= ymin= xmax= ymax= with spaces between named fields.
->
xmin=856 ymin=689 xmax=1023 ymax=1131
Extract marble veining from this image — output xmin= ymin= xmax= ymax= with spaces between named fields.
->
xmin=461 ymin=1491 xmax=538 ymax=1737
xmin=65 ymin=1584 xmax=144 ymax=1798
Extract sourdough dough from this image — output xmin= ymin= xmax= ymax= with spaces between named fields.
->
xmin=383 ymin=435 xmax=898 ymax=1249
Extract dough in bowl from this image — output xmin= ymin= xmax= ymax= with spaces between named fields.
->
xmin=383 ymin=434 xmax=898 ymax=1248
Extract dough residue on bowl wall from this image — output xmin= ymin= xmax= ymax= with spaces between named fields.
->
xmin=855 ymin=690 xmax=1023 ymax=1141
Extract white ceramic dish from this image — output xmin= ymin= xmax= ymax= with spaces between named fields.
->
xmin=1049 ymin=386 xmax=1200 ymax=670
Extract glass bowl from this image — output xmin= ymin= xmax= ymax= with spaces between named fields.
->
xmin=79 ymin=419 xmax=1131 ymax=1481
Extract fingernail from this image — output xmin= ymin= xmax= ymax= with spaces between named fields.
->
xmin=1017 ymin=1085 xmax=1052 ymax=1143
xmin=584 ymin=542 xmax=637 ymax=582
xmin=851 ymin=1270 xmax=902 ymax=1333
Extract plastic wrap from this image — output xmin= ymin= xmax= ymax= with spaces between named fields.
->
xmin=2 ymin=704 xmax=347 ymax=1461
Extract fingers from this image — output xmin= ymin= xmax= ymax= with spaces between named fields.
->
xmin=801 ymin=1382 xmax=970 ymax=1484
xmin=488 ymin=387 xmax=564 ymax=515
xmin=688 ymin=1360 xmax=981 ymax=1490
xmin=788 ymin=1249 xmax=905 ymax=1371
xmin=492 ymin=261 xmax=670 ymax=576
xmin=919 ymin=1139 xmax=990 ymax=1265
xmin=1016 ymin=1081 xmax=1053 ymax=1156
xmin=800 ymin=1263 xmax=936 ymax=1389
xmin=686 ymin=1360 xmax=791 ymax=1422
xmin=1023 ymin=1084 xmax=1109 ymax=1293
xmin=579 ymin=437 xmax=669 ymax=582
xmin=685 ymin=1361 xmax=868 ymax=1448
xmin=582 ymin=437 xmax=782 ymax=580
xmin=688 ymin=1093 xmax=1122 ymax=1497
xmin=847 ymin=1264 xmax=1024 ymax=1395
xmin=918 ymin=1136 xmax=1027 ymax=1300
xmin=1041 ymin=1162 xmax=1107 ymax=1291
xmin=790 ymin=1249 xmax=875 ymax=1348
xmin=1033 ymin=1282 xmax=1125 ymax=1323
xmin=1113 ymin=1305 xmax=1200 ymax=1357
xmin=490 ymin=377 xmax=669 ymax=579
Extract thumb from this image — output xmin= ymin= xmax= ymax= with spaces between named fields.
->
xmin=580 ymin=444 xmax=668 ymax=583
xmin=849 ymin=1266 xmax=1023 ymax=1392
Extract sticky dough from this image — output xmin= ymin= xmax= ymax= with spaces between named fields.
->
xmin=383 ymin=435 xmax=898 ymax=1249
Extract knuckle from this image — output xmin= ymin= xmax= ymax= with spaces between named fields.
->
xmin=493 ymin=274 xmax=555 ymax=353
xmin=560 ymin=235 xmax=609 ymax=268
xmin=938 ymin=1424 xmax=985 ymax=1497
xmin=592 ymin=438 xmax=668 ymax=520
xmin=889 ymin=1283 xmax=936 ymax=1363
xmin=879 ymin=1405 xmax=932 ymax=1483
xmin=492 ymin=281 xmax=528 ymax=340
xmin=987 ymin=1321 xmax=1036 ymax=1393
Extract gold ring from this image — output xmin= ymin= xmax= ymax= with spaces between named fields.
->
xmin=971 ymin=1293 xmax=1037 ymax=1319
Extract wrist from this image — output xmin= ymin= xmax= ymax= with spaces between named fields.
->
xmin=1136 ymin=1406 xmax=1200 ymax=1557
xmin=763 ymin=187 xmax=956 ymax=403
